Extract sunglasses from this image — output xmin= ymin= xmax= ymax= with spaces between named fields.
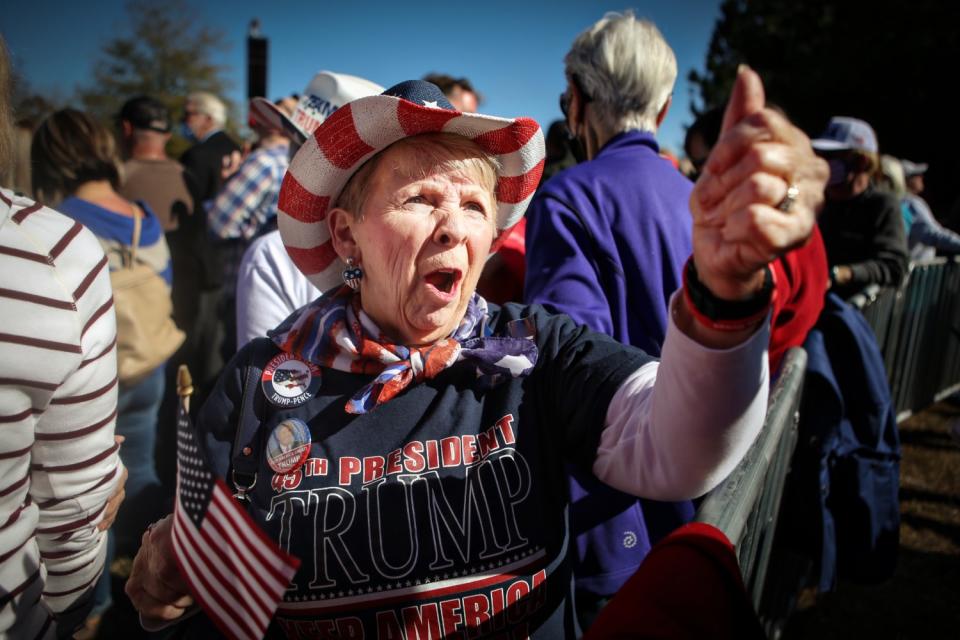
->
xmin=559 ymin=75 xmax=592 ymax=119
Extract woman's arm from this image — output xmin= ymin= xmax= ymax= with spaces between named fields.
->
xmin=593 ymin=295 xmax=768 ymax=500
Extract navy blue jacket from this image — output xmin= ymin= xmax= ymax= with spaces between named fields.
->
xmin=782 ymin=293 xmax=901 ymax=590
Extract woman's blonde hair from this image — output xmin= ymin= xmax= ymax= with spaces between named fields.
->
xmin=334 ymin=132 xmax=500 ymax=220
xmin=31 ymin=109 xmax=121 ymax=203
xmin=879 ymin=154 xmax=906 ymax=198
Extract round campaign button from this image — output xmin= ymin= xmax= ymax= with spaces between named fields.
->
xmin=266 ymin=418 xmax=312 ymax=474
xmin=261 ymin=353 xmax=322 ymax=408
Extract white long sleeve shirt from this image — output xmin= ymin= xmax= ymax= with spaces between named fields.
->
xmin=595 ymin=293 xmax=770 ymax=500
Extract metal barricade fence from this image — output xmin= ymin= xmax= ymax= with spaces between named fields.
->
xmin=694 ymin=347 xmax=807 ymax=614
xmin=850 ymin=257 xmax=960 ymax=420
xmin=689 ymin=259 xmax=958 ymax=634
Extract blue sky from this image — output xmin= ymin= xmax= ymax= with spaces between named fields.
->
xmin=4 ymin=0 xmax=722 ymax=154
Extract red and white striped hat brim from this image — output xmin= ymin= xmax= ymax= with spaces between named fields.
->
xmin=277 ymin=85 xmax=545 ymax=291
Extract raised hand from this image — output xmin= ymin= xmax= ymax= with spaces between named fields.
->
xmin=689 ymin=65 xmax=828 ymax=301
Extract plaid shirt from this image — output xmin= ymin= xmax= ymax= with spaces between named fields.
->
xmin=208 ymin=143 xmax=289 ymax=301
xmin=208 ymin=143 xmax=289 ymax=242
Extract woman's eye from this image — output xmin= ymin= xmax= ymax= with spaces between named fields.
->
xmin=464 ymin=201 xmax=487 ymax=215
xmin=404 ymin=195 xmax=429 ymax=206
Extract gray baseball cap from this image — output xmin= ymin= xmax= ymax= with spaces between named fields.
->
xmin=812 ymin=116 xmax=878 ymax=154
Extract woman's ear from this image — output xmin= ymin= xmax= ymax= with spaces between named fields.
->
xmin=656 ymin=95 xmax=673 ymax=128
xmin=328 ymin=207 xmax=359 ymax=260
xmin=568 ymin=82 xmax=584 ymax=134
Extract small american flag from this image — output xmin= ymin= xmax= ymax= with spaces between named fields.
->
xmin=171 ymin=396 xmax=300 ymax=640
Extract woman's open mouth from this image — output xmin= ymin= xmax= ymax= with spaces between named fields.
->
xmin=423 ymin=268 xmax=462 ymax=299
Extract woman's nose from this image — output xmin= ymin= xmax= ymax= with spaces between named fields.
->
xmin=433 ymin=209 xmax=466 ymax=246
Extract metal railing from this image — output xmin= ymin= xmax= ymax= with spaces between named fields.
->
xmin=688 ymin=258 xmax=959 ymax=637
xmin=850 ymin=257 xmax=960 ymax=421
xmin=694 ymin=346 xmax=807 ymax=612
xmin=690 ymin=258 xmax=960 ymax=636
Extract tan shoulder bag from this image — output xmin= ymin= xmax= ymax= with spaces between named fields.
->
xmin=111 ymin=205 xmax=185 ymax=384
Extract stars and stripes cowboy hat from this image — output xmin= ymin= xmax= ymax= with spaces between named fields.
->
xmin=276 ymin=79 xmax=546 ymax=291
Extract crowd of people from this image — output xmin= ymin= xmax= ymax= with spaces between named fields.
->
xmin=1 ymin=9 xmax=957 ymax=639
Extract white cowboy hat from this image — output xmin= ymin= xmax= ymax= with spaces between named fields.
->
xmin=249 ymin=71 xmax=385 ymax=146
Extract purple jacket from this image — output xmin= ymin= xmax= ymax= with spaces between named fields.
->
xmin=525 ymin=130 xmax=694 ymax=598
xmin=525 ymin=130 xmax=693 ymax=356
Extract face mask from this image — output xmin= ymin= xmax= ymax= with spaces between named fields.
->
xmin=180 ymin=122 xmax=197 ymax=143
xmin=561 ymin=125 xmax=586 ymax=164
xmin=827 ymin=158 xmax=848 ymax=186
xmin=568 ymin=135 xmax=587 ymax=165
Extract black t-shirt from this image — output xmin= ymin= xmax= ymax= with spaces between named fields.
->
xmin=196 ymin=303 xmax=651 ymax=638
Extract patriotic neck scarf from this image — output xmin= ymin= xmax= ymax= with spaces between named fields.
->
xmin=271 ymin=287 xmax=538 ymax=414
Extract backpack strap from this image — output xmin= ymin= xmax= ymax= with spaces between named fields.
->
xmin=230 ymin=339 xmax=280 ymax=502
xmin=126 ymin=203 xmax=143 ymax=267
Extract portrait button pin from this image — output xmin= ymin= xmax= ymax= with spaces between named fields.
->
xmin=266 ymin=418 xmax=312 ymax=474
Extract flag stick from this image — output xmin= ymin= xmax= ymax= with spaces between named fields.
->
xmin=177 ymin=364 xmax=194 ymax=414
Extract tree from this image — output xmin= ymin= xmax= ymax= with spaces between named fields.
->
xmin=5 ymin=52 xmax=63 ymax=127
xmin=689 ymin=0 xmax=960 ymax=213
xmin=78 ymin=0 xmax=234 ymax=153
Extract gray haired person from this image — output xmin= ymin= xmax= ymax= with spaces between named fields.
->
xmin=524 ymin=12 xmax=701 ymax=630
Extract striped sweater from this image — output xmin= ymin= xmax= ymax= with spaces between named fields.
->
xmin=0 ymin=187 xmax=123 ymax=639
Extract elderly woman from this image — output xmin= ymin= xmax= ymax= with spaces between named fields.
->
xmin=127 ymin=69 xmax=827 ymax=637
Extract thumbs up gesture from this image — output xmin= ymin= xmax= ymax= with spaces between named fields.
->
xmin=688 ymin=66 xmax=828 ymax=302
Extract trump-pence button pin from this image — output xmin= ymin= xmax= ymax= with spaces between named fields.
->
xmin=261 ymin=353 xmax=321 ymax=408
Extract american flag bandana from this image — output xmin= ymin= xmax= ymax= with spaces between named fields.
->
xmin=271 ymin=287 xmax=538 ymax=414
xmin=172 ymin=398 xmax=300 ymax=639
